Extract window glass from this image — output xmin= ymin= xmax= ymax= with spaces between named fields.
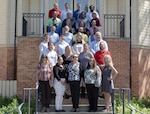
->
xmin=58 ymin=0 xmax=71 ymax=11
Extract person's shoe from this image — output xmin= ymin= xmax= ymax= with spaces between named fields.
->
xmin=102 ymin=108 xmax=109 ymax=112
xmin=41 ymin=107 xmax=46 ymax=112
xmin=76 ymin=108 xmax=79 ymax=112
xmin=60 ymin=109 xmax=65 ymax=112
xmin=71 ymin=108 xmax=76 ymax=112
xmin=46 ymin=107 xmax=50 ymax=112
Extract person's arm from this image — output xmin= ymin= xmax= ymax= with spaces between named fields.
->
xmin=108 ymin=65 xmax=118 ymax=80
xmin=53 ymin=66 xmax=61 ymax=81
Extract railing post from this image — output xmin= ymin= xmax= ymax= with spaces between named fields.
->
xmin=28 ymin=89 xmax=31 ymax=114
xmin=122 ymin=89 xmax=125 ymax=114
xmin=112 ymin=89 xmax=115 ymax=114
xmin=35 ymin=87 xmax=38 ymax=114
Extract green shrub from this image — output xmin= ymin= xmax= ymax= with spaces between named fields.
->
xmin=114 ymin=96 xmax=150 ymax=114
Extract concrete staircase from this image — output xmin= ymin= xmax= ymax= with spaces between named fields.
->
xmin=37 ymin=96 xmax=112 ymax=114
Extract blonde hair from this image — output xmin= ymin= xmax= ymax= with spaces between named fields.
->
xmin=104 ymin=54 xmax=113 ymax=66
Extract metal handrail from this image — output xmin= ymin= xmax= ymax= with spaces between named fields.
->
xmin=5 ymin=83 xmax=39 ymax=114
xmin=5 ymin=102 xmax=24 ymax=114
xmin=113 ymin=88 xmax=144 ymax=114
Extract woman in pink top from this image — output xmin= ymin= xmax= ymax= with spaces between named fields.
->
xmin=38 ymin=54 xmax=53 ymax=112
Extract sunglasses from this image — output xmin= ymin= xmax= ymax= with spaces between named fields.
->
xmin=73 ymin=56 xmax=78 ymax=58
xmin=43 ymin=56 xmax=47 ymax=58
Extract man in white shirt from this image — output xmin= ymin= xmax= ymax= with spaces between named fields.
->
xmin=49 ymin=26 xmax=59 ymax=45
xmin=90 ymin=32 xmax=108 ymax=54
xmin=55 ymin=34 xmax=69 ymax=56
xmin=63 ymin=26 xmax=73 ymax=46
xmin=61 ymin=3 xmax=73 ymax=21
xmin=39 ymin=33 xmax=50 ymax=60
xmin=46 ymin=42 xmax=58 ymax=66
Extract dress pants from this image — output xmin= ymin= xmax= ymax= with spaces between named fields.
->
xmin=39 ymin=80 xmax=51 ymax=108
xmin=54 ymin=78 xmax=66 ymax=110
xmin=69 ymin=81 xmax=80 ymax=109
xmin=86 ymin=84 xmax=99 ymax=111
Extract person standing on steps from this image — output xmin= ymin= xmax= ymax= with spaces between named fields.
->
xmin=84 ymin=58 xmax=101 ymax=112
xmin=102 ymin=54 xmax=118 ymax=112
xmin=37 ymin=54 xmax=53 ymax=112
xmin=53 ymin=55 xmax=67 ymax=112
xmin=67 ymin=53 xmax=84 ymax=112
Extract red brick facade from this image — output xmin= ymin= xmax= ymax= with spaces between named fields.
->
xmin=0 ymin=37 xmax=149 ymax=98
xmin=0 ymin=47 xmax=14 ymax=80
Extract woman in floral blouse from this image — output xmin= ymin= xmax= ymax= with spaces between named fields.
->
xmin=84 ymin=58 xmax=101 ymax=112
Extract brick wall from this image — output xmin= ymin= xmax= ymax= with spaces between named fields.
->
xmin=0 ymin=46 xmax=14 ymax=80
xmin=15 ymin=37 xmax=150 ymax=98
xmin=132 ymin=47 xmax=150 ymax=98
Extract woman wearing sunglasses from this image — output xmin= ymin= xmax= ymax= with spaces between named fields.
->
xmin=38 ymin=54 xmax=54 ymax=112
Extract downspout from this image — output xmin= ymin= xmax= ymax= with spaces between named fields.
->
xmin=14 ymin=0 xmax=17 ymax=80
xmin=129 ymin=0 xmax=132 ymax=92
xmin=73 ymin=0 xmax=75 ymax=12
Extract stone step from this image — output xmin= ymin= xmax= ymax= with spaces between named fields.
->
xmin=37 ymin=102 xmax=110 ymax=113
xmin=49 ymin=97 xmax=105 ymax=105
xmin=37 ymin=97 xmax=107 ymax=112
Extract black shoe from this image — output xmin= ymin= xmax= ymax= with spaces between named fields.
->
xmin=60 ymin=109 xmax=65 ymax=112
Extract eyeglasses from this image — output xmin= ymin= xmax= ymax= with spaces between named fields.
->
xmin=73 ymin=56 xmax=78 ymax=58
xmin=43 ymin=56 xmax=47 ymax=58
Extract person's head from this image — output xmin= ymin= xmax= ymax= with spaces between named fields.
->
xmin=39 ymin=54 xmax=48 ymax=64
xmin=64 ymin=25 xmax=70 ymax=33
xmin=77 ymin=3 xmax=81 ymax=10
xmin=80 ymin=11 xmax=86 ymax=19
xmin=99 ymin=42 xmax=106 ymax=51
xmin=92 ymin=12 xmax=97 ymax=18
xmin=66 ymin=19 xmax=71 ymax=26
xmin=65 ymin=45 xmax=72 ymax=55
xmin=59 ymin=33 xmax=65 ymax=41
xmin=89 ymin=5 xmax=95 ymax=12
xmin=72 ymin=53 xmax=79 ymax=62
xmin=65 ymin=3 xmax=69 ymax=9
xmin=48 ymin=42 xmax=54 ymax=50
xmin=95 ymin=31 xmax=102 ymax=41
xmin=104 ymin=54 xmax=113 ymax=66
xmin=43 ymin=33 xmax=49 ymax=42
xmin=76 ymin=32 xmax=83 ymax=42
xmin=57 ymin=55 xmax=63 ymax=65
xmin=51 ymin=26 xmax=56 ymax=32
xmin=91 ymin=19 xmax=96 ymax=27
xmin=87 ymin=58 xmax=96 ymax=69
xmin=66 ymin=12 xmax=72 ymax=19
xmin=54 ymin=3 xmax=59 ymax=9
xmin=52 ymin=11 xmax=58 ymax=18
xmin=52 ymin=18 xmax=57 ymax=25
xmin=78 ymin=27 xmax=84 ymax=33
xmin=79 ymin=21 xmax=85 ymax=28
xmin=83 ymin=43 xmax=89 ymax=52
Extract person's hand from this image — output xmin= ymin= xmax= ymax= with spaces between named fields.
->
xmin=107 ymin=77 xmax=112 ymax=80
xmin=60 ymin=80 xmax=66 ymax=86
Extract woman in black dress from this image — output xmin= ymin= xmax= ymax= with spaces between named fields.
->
xmin=102 ymin=54 xmax=118 ymax=112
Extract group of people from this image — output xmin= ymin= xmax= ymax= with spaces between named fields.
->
xmin=37 ymin=2 xmax=118 ymax=113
